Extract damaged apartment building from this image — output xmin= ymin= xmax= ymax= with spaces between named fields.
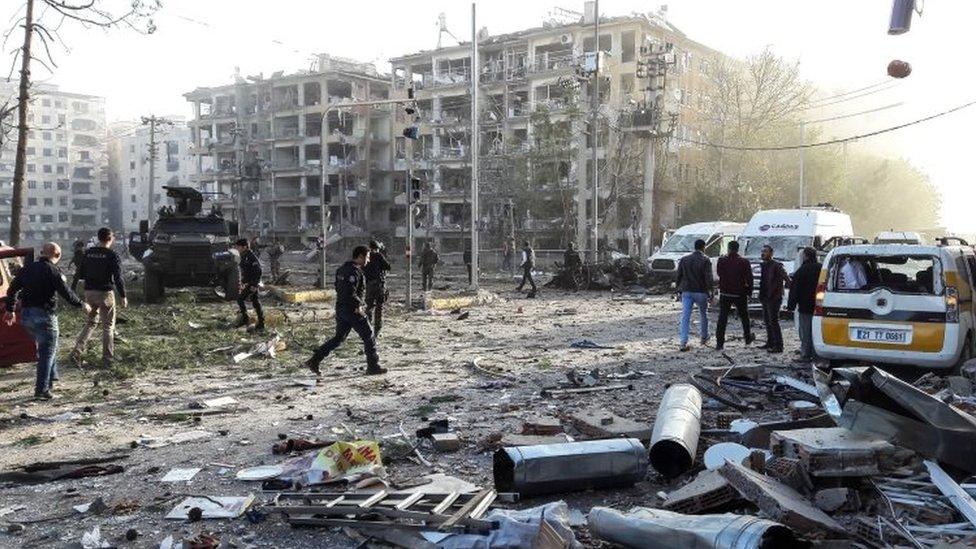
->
xmin=184 ymin=55 xmax=393 ymax=247
xmin=0 ymin=82 xmax=110 ymax=244
xmin=389 ymin=6 xmax=720 ymax=254
xmin=181 ymin=9 xmax=720 ymax=254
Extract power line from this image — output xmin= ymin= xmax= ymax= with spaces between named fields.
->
xmin=805 ymin=79 xmax=893 ymax=105
xmin=803 ymin=102 xmax=904 ymax=125
xmin=802 ymin=81 xmax=900 ymax=110
xmin=675 ymin=98 xmax=976 ymax=151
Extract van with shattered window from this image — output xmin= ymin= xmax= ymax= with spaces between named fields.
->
xmin=813 ymin=241 xmax=976 ymax=369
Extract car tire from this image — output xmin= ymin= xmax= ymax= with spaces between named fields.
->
xmin=144 ymin=270 xmax=164 ymax=304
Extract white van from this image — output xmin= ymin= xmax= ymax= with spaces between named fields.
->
xmin=648 ymin=221 xmax=746 ymax=282
xmin=738 ymin=207 xmax=855 ymax=308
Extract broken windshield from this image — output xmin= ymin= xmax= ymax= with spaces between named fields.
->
xmin=827 ymin=254 xmax=941 ymax=294
xmin=660 ymin=234 xmax=710 ymax=254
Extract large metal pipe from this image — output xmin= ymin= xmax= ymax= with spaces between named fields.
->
xmin=649 ymin=383 xmax=702 ymax=478
xmin=493 ymin=438 xmax=647 ymax=498
xmin=588 ymin=507 xmax=798 ymax=549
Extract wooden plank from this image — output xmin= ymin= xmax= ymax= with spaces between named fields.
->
xmin=440 ymin=488 xmax=492 ymax=531
xmin=432 ymin=492 xmax=460 ymax=515
xmin=469 ymin=490 xmax=497 ymax=520
xmin=396 ymin=492 xmax=426 ymax=511
xmin=360 ymin=490 xmax=388 ymax=509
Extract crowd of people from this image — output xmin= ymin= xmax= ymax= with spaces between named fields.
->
xmin=674 ymin=238 xmax=822 ymax=361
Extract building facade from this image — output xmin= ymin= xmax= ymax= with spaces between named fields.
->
xmin=110 ymin=118 xmax=194 ymax=233
xmin=390 ymin=8 xmax=723 ymax=254
xmin=0 ymin=82 xmax=109 ymax=244
xmin=184 ymin=55 xmax=394 ymax=248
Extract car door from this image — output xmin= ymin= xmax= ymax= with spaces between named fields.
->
xmin=0 ymin=248 xmax=37 ymax=367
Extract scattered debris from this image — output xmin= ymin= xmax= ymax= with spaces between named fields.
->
xmin=493 ymin=439 xmax=647 ymax=497
xmin=569 ymin=339 xmax=617 ymax=350
xmin=718 ymin=460 xmax=847 ymax=538
xmin=430 ymin=433 xmax=462 ymax=453
xmin=161 ymin=467 xmax=202 ymax=482
xmin=649 ymin=383 xmax=702 ymax=478
xmin=202 ymin=396 xmax=238 ymax=408
xmin=166 ymin=495 xmax=255 ymax=520
xmin=770 ymin=427 xmax=898 ymax=477
xmin=232 ymin=335 xmax=284 ymax=363
xmin=570 ymin=410 xmax=652 ymax=443
xmin=703 ymin=442 xmax=752 ymax=470
xmin=661 ymin=469 xmax=743 ymax=514
xmin=274 ymin=440 xmax=384 ymax=486
xmin=588 ymin=506 xmax=799 ymax=549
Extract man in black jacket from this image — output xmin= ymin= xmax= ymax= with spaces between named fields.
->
xmin=715 ymin=240 xmax=754 ymax=350
xmin=787 ymin=247 xmax=821 ymax=362
xmin=675 ymin=239 xmax=714 ymax=351
xmin=363 ymin=240 xmax=391 ymax=337
xmin=419 ymin=242 xmax=438 ymax=291
xmin=305 ymin=246 xmax=384 ymax=376
xmin=235 ymin=238 xmax=265 ymax=332
xmin=70 ymin=227 xmax=127 ymax=368
xmin=3 ymin=243 xmax=89 ymax=399
xmin=759 ymin=245 xmax=789 ymax=353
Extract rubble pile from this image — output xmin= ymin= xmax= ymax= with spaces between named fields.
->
xmin=546 ymin=255 xmax=670 ymax=292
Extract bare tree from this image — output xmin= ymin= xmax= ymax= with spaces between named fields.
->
xmin=5 ymin=0 xmax=158 ymax=245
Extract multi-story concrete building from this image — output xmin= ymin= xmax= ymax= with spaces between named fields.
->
xmin=184 ymin=55 xmax=394 ymax=247
xmin=0 ymin=82 xmax=109 ymax=244
xmin=109 ymin=118 xmax=194 ymax=233
xmin=390 ymin=6 xmax=723 ymax=254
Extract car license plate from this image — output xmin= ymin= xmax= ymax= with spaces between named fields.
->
xmin=849 ymin=325 xmax=912 ymax=345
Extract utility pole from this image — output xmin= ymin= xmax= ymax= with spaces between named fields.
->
xmin=9 ymin=0 xmax=34 ymax=246
xmin=141 ymin=115 xmax=174 ymax=226
xmin=798 ymin=121 xmax=805 ymax=207
xmin=470 ymin=2 xmax=480 ymax=290
xmin=590 ymin=0 xmax=600 ymax=262
xmin=634 ymin=42 xmax=674 ymax=255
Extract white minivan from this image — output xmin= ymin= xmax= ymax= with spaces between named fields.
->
xmin=648 ymin=221 xmax=746 ymax=282
xmin=738 ymin=207 xmax=855 ymax=309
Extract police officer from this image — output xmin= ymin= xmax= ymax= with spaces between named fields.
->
xmin=70 ymin=227 xmax=127 ymax=369
xmin=516 ymin=240 xmax=537 ymax=297
xmin=363 ymin=240 xmax=391 ymax=337
xmin=69 ymin=239 xmax=85 ymax=292
xmin=3 ymin=243 xmax=90 ymax=400
xmin=304 ymin=245 xmax=384 ymax=375
xmin=419 ymin=241 xmax=439 ymax=292
xmin=234 ymin=238 xmax=265 ymax=332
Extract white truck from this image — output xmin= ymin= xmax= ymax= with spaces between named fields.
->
xmin=648 ymin=221 xmax=746 ymax=282
xmin=738 ymin=207 xmax=855 ymax=309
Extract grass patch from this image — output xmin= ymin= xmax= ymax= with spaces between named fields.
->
xmin=15 ymin=434 xmax=48 ymax=447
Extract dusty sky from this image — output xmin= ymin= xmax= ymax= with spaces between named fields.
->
xmin=3 ymin=0 xmax=973 ymax=233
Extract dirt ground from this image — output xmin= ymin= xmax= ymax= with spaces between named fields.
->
xmin=0 ymin=258 xmax=808 ymax=548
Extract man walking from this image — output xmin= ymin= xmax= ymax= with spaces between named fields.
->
xmin=675 ymin=239 xmax=713 ymax=351
xmin=463 ymin=246 xmax=472 ymax=285
xmin=516 ymin=240 xmax=537 ymax=297
xmin=3 ymin=243 xmax=90 ymax=399
xmin=304 ymin=246 xmax=384 ymax=375
xmin=70 ymin=228 xmax=127 ymax=369
xmin=787 ymin=247 xmax=821 ymax=362
xmin=419 ymin=241 xmax=438 ymax=292
xmin=235 ymin=238 xmax=265 ymax=332
xmin=715 ymin=240 xmax=754 ymax=350
xmin=267 ymin=237 xmax=285 ymax=282
xmin=758 ymin=244 xmax=789 ymax=354
xmin=364 ymin=240 xmax=391 ymax=337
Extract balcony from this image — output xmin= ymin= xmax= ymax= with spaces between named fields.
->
xmin=529 ymin=52 xmax=577 ymax=75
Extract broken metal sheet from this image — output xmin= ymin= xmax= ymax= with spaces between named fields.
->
xmin=924 ymin=460 xmax=976 ymax=529
xmin=165 ymin=495 xmax=255 ymax=520
xmin=588 ymin=506 xmax=798 ymax=549
xmin=774 ymin=375 xmax=819 ymax=399
xmin=814 ymin=366 xmax=976 ymax=474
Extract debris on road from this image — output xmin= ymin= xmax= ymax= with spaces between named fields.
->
xmin=166 ymin=495 xmax=255 ymax=520
xmin=649 ymin=383 xmax=702 ymax=478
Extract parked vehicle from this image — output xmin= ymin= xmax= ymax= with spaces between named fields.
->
xmin=738 ymin=206 xmax=855 ymax=310
xmin=648 ymin=221 xmax=745 ymax=282
xmin=129 ymin=186 xmax=240 ymax=303
xmin=874 ymin=231 xmax=924 ymax=245
xmin=0 ymin=246 xmax=37 ymax=368
xmin=813 ymin=242 xmax=976 ymax=369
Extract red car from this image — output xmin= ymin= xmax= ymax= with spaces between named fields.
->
xmin=0 ymin=246 xmax=37 ymax=367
